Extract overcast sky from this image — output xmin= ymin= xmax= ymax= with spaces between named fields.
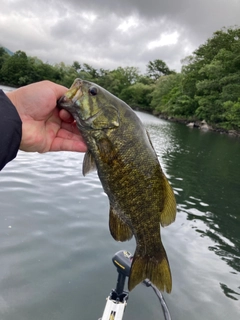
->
xmin=0 ymin=0 xmax=239 ymax=74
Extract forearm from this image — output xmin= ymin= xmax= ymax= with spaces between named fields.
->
xmin=0 ymin=90 xmax=22 ymax=170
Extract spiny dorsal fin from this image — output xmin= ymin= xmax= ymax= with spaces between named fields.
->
xmin=109 ymin=206 xmax=133 ymax=242
xmin=160 ymin=174 xmax=176 ymax=227
xmin=82 ymin=150 xmax=97 ymax=176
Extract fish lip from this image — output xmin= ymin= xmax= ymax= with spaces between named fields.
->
xmin=57 ymin=95 xmax=71 ymax=110
xmin=57 ymin=87 xmax=83 ymax=113
xmin=57 ymin=96 xmax=77 ymax=116
xmin=57 ymin=80 xmax=100 ymax=129
xmin=57 ymin=95 xmax=89 ymax=129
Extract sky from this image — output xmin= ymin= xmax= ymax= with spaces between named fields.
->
xmin=0 ymin=0 xmax=239 ymax=74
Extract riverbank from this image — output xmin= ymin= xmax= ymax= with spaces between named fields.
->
xmin=133 ymin=106 xmax=240 ymax=138
xmin=156 ymin=114 xmax=240 ymax=138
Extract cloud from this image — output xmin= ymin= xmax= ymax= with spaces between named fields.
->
xmin=147 ymin=31 xmax=180 ymax=50
xmin=0 ymin=0 xmax=239 ymax=73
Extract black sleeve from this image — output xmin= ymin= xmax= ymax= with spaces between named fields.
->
xmin=0 ymin=90 xmax=22 ymax=171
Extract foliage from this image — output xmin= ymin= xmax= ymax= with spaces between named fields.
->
xmin=0 ymin=47 xmax=9 ymax=71
xmin=120 ymin=82 xmax=155 ymax=111
xmin=222 ymin=99 xmax=240 ymax=129
xmin=146 ymin=59 xmax=175 ymax=80
xmin=0 ymin=26 xmax=240 ymax=131
xmin=180 ymin=26 xmax=240 ymax=128
xmin=1 ymin=50 xmax=33 ymax=86
xmin=151 ymin=73 xmax=181 ymax=113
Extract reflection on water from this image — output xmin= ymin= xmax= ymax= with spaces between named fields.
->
xmin=0 ymin=110 xmax=239 ymax=320
xmin=137 ymin=112 xmax=240 ymax=317
xmin=163 ymin=123 xmax=240 ymax=309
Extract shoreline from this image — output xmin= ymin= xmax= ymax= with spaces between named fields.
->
xmin=157 ymin=114 xmax=240 ymax=138
xmin=133 ymin=106 xmax=240 ymax=138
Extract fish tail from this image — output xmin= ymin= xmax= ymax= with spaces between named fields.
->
xmin=128 ymin=246 xmax=172 ymax=293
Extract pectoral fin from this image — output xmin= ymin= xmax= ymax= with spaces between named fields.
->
xmin=82 ymin=150 xmax=97 ymax=176
xmin=160 ymin=175 xmax=176 ymax=227
xmin=109 ymin=206 xmax=133 ymax=242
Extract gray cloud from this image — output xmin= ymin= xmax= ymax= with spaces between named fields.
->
xmin=0 ymin=0 xmax=239 ymax=74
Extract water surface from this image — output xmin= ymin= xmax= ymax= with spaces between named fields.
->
xmin=0 ymin=94 xmax=239 ymax=319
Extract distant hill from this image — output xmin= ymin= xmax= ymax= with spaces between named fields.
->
xmin=0 ymin=45 xmax=14 ymax=56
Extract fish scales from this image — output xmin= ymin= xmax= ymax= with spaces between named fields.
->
xmin=58 ymin=78 xmax=176 ymax=293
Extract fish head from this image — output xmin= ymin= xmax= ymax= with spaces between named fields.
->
xmin=58 ymin=78 xmax=120 ymax=130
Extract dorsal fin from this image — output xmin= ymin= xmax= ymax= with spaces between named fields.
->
xmin=160 ymin=174 xmax=176 ymax=227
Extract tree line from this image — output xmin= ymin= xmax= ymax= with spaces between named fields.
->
xmin=0 ymin=26 xmax=240 ymax=131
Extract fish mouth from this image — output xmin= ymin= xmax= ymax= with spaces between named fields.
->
xmin=57 ymin=79 xmax=83 ymax=113
xmin=57 ymin=82 xmax=91 ymax=128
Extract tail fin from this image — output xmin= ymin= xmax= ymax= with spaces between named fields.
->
xmin=128 ymin=247 xmax=172 ymax=293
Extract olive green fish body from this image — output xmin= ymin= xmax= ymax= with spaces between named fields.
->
xmin=58 ymin=79 xmax=176 ymax=293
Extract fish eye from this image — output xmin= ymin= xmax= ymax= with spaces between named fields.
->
xmin=89 ymin=86 xmax=98 ymax=96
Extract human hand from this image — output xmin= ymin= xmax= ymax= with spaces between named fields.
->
xmin=6 ymin=81 xmax=87 ymax=153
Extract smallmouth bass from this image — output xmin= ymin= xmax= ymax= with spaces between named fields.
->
xmin=58 ymin=78 xmax=176 ymax=292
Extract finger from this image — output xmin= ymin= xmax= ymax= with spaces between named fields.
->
xmin=50 ymin=137 xmax=87 ymax=152
xmin=57 ymin=128 xmax=86 ymax=143
xmin=60 ymin=121 xmax=81 ymax=135
xmin=59 ymin=109 xmax=75 ymax=123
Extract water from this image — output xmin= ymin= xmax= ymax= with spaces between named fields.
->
xmin=0 ymin=87 xmax=239 ymax=319
xmin=0 ymin=85 xmax=14 ymax=92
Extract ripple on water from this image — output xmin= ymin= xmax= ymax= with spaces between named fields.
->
xmin=0 ymin=112 xmax=240 ymax=319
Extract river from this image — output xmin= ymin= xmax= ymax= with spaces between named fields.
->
xmin=0 ymin=85 xmax=239 ymax=320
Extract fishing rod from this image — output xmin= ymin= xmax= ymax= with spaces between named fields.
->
xmin=98 ymin=250 xmax=171 ymax=320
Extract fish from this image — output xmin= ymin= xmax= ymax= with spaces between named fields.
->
xmin=58 ymin=78 xmax=176 ymax=293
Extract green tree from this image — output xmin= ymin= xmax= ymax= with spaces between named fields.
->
xmin=194 ymin=44 xmax=240 ymax=123
xmin=181 ymin=26 xmax=240 ymax=127
xmin=72 ymin=61 xmax=81 ymax=72
xmin=194 ymin=27 xmax=240 ymax=64
xmin=146 ymin=59 xmax=174 ymax=80
xmin=120 ymin=82 xmax=155 ymax=111
xmin=0 ymin=47 xmax=9 ymax=70
xmin=151 ymin=73 xmax=189 ymax=115
xmin=1 ymin=50 xmax=34 ymax=86
xmin=31 ymin=58 xmax=62 ymax=83
xmin=222 ymin=99 xmax=240 ymax=129
xmin=95 ymin=66 xmax=140 ymax=97
xmin=0 ymin=47 xmax=10 ymax=83
xmin=54 ymin=62 xmax=79 ymax=87
xmin=79 ymin=63 xmax=99 ymax=81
